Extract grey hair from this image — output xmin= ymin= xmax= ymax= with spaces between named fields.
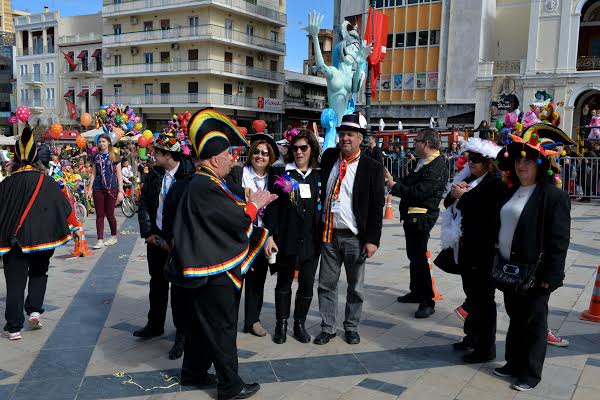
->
xmin=417 ymin=128 xmax=441 ymax=150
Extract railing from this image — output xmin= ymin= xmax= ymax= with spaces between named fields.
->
xmin=14 ymin=12 xmax=59 ymax=26
xmin=493 ymin=60 xmax=521 ymax=75
xmin=58 ymin=33 xmax=102 ymax=45
xmin=20 ymin=99 xmax=55 ymax=109
xmin=104 ymin=93 xmax=283 ymax=110
xmin=103 ymin=59 xmax=284 ymax=81
xmin=68 ymin=61 xmax=101 ymax=73
xmin=383 ymin=156 xmax=459 ymax=182
xmin=576 ymin=56 xmax=600 ymax=71
xmin=560 ymin=157 xmax=600 ymax=200
xmin=16 ymin=46 xmax=56 ymax=56
xmin=102 ymin=0 xmax=286 ymax=24
xmin=21 ymin=73 xmax=55 ymax=83
xmin=103 ymin=25 xmax=285 ymax=53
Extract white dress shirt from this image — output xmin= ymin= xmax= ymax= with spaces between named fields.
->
xmin=242 ymin=165 xmax=268 ymax=227
xmin=326 ymin=159 xmax=359 ymax=235
xmin=156 ymin=162 xmax=180 ymax=231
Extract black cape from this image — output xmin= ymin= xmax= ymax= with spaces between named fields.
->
xmin=0 ymin=169 xmax=73 ymax=254
xmin=171 ymin=167 xmax=268 ymax=289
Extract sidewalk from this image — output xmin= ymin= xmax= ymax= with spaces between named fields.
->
xmin=0 ymin=202 xmax=599 ymax=400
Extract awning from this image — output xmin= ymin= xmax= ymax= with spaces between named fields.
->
xmin=92 ymin=48 xmax=101 ymax=57
xmin=91 ymin=88 xmax=103 ymax=96
xmin=63 ymin=51 xmax=77 ymax=70
xmin=77 ymin=88 xmax=88 ymax=97
xmin=63 ymin=89 xmax=74 ymax=98
xmin=77 ymin=50 xmax=88 ymax=59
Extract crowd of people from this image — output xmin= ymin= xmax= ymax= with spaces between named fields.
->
xmin=0 ymin=107 xmax=575 ymax=399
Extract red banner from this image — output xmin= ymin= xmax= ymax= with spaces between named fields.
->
xmin=365 ymin=7 xmax=388 ymax=97
xmin=62 ymin=51 xmax=77 ymax=71
xmin=65 ymin=98 xmax=78 ymax=120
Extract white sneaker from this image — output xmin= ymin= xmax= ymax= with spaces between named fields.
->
xmin=29 ymin=312 xmax=43 ymax=330
xmin=3 ymin=331 xmax=22 ymax=340
xmin=104 ymin=236 xmax=118 ymax=246
xmin=93 ymin=239 xmax=105 ymax=249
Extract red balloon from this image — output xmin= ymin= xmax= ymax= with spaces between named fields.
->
xmin=137 ymin=136 xmax=149 ymax=148
xmin=231 ymin=119 xmax=237 ymax=126
xmin=238 ymin=127 xmax=248 ymax=136
xmin=252 ymin=120 xmax=267 ymax=133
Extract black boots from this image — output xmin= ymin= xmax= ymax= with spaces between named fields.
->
xmin=293 ymin=295 xmax=312 ymax=343
xmin=273 ymin=291 xmax=291 ymax=344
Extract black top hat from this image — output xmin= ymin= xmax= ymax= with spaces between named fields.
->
xmin=339 ymin=113 xmax=367 ymax=135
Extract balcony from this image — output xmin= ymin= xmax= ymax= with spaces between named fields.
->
xmin=66 ymin=60 xmax=102 ymax=75
xmin=16 ymin=46 xmax=56 ymax=57
xmin=102 ymin=0 xmax=286 ymax=25
xmin=103 ymin=59 xmax=284 ymax=82
xmin=58 ymin=33 xmax=102 ymax=45
xmin=103 ymin=25 xmax=285 ymax=54
xmin=104 ymin=92 xmax=284 ymax=112
xmin=21 ymin=74 xmax=55 ymax=86
xmin=577 ymin=56 xmax=600 ymax=72
xmin=14 ymin=12 xmax=58 ymax=28
xmin=20 ymin=99 xmax=55 ymax=111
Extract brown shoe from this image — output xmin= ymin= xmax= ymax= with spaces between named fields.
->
xmin=249 ymin=322 xmax=267 ymax=337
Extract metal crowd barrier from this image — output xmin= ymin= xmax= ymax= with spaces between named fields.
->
xmin=559 ymin=157 xmax=600 ymax=199
xmin=382 ymin=156 xmax=458 ymax=181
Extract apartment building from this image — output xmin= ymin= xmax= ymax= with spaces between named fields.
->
xmin=0 ymin=1 xmax=23 ymax=135
xmin=284 ymin=70 xmax=327 ymax=130
xmin=303 ymin=29 xmax=333 ymax=77
xmin=101 ymin=0 xmax=287 ymax=133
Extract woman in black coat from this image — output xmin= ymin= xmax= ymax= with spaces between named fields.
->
xmin=441 ymin=138 xmax=504 ymax=363
xmin=493 ymin=127 xmax=571 ymax=391
xmin=263 ymin=129 xmax=322 ymax=344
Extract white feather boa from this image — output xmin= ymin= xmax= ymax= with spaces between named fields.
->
xmin=440 ymin=166 xmax=472 ymax=262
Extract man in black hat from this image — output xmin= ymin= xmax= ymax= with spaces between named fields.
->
xmin=171 ymin=109 xmax=277 ymax=400
xmin=134 ymin=133 xmax=195 ymax=360
xmin=314 ymin=112 xmax=386 ymax=346
xmin=385 ymin=128 xmax=448 ymax=318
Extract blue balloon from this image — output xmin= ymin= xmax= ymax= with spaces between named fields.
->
xmin=153 ymin=133 xmax=159 ymax=138
xmin=94 ymin=133 xmax=101 ymax=144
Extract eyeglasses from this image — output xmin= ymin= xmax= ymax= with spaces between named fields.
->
xmin=468 ymin=153 xmax=485 ymax=164
xmin=414 ymin=139 xmax=425 ymax=144
xmin=292 ymin=145 xmax=309 ymax=153
xmin=253 ymin=149 xmax=270 ymax=157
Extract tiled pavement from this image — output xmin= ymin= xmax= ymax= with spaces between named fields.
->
xmin=1 ymin=202 xmax=600 ymax=400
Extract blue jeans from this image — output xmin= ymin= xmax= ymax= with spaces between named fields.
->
xmin=318 ymin=230 xmax=365 ymax=334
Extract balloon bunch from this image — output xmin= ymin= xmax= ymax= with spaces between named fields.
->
xmin=95 ymin=104 xmax=142 ymax=144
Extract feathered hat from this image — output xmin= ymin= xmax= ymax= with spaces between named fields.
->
xmin=462 ymin=137 xmax=501 ymax=159
xmin=15 ymin=126 xmax=38 ymax=164
xmin=188 ymin=109 xmax=248 ymax=159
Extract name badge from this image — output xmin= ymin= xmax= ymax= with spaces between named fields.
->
xmin=331 ymin=201 xmax=341 ymax=213
xmin=299 ymin=184 xmax=311 ymax=199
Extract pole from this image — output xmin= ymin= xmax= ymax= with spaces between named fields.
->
xmin=333 ymin=0 xmax=341 ymax=48
xmin=365 ymin=0 xmax=375 ymax=136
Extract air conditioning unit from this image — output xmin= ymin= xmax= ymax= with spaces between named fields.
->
xmin=171 ymin=43 xmax=180 ymax=50
xmin=237 ymin=82 xmax=244 ymax=93
xmin=104 ymin=51 xmax=112 ymax=60
xmin=130 ymin=47 xmax=139 ymax=56
xmin=130 ymin=16 xmax=139 ymax=25
xmin=257 ymin=54 xmax=264 ymax=62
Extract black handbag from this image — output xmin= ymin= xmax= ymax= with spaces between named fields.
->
xmin=434 ymin=248 xmax=461 ymax=275
xmin=491 ymin=252 xmax=542 ymax=296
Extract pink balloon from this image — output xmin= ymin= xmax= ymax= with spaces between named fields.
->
xmin=8 ymin=116 xmax=17 ymax=124
xmin=16 ymin=106 xmax=31 ymax=122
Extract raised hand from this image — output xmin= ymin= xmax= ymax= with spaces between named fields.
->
xmin=303 ymin=10 xmax=324 ymax=37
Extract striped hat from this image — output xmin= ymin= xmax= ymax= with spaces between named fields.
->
xmin=15 ymin=126 xmax=38 ymax=164
xmin=339 ymin=112 xmax=367 ymax=135
xmin=188 ymin=109 xmax=249 ymax=159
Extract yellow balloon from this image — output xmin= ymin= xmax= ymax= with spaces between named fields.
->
xmin=121 ymin=114 xmax=128 ymax=123
xmin=113 ymin=147 xmax=121 ymax=156
xmin=143 ymin=131 xmax=153 ymax=140
xmin=134 ymin=123 xmax=143 ymax=131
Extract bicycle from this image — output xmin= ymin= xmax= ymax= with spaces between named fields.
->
xmin=121 ymin=182 xmax=139 ymax=218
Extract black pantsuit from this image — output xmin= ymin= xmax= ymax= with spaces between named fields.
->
xmin=504 ymin=291 xmax=549 ymax=387
xmin=146 ymin=243 xmax=184 ymax=332
xmin=181 ymin=273 xmax=245 ymax=398
xmin=3 ymin=249 xmax=54 ymax=333
xmin=243 ymin=255 xmax=269 ymax=331
xmin=404 ymin=218 xmax=434 ymax=305
xmin=462 ymin=267 xmax=496 ymax=354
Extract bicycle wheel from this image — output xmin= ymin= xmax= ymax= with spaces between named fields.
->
xmin=75 ymin=202 xmax=87 ymax=222
xmin=121 ymin=197 xmax=136 ymax=218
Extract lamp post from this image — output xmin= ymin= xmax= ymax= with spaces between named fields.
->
xmin=365 ymin=0 xmax=375 ymax=136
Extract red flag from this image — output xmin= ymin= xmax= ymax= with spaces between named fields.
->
xmin=62 ymin=51 xmax=77 ymax=71
xmin=65 ymin=98 xmax=78 ymax=120
xmin=365 ymin=7 xmax=388 ymax=97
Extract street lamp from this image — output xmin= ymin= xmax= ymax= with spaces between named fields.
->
xmin=365 ymin=0 xmax=375 ymax=136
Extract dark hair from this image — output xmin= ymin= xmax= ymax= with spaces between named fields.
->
xmin=121 ymin=157 xmax=129 ymax=164
xmin=504 ymin=156 xmax=553 ymax=187
xmin=155 ymin=147 xmax=182 ymax=162
xmin=284 ymin=129 xmax=320 ymax=168
xmin=246 ymin=140 xmax=276 ymax=167
xmin=417 ymin=128 xmax=441 ymax=150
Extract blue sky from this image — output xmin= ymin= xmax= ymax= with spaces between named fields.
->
xmin=23 ymin=0 xmax=334 ymax=72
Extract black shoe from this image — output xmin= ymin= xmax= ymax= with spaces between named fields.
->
xmin=397 ymin=292 xmax=422 ymax=303
xmin=414 ymin=302 xmax=435 ymax=319
xmin=462 ymin=351 xmax=496 ymax=364
xmin=273 ymin=319 xmax=287 ymax=344
xmin=452 ymin=338 xmax=475 ymax=351
xmin=180 ymin=372 xmax=218 ymax=387
xmin=293 ymin=320 xmax=311 ymax=343
xmin=580 ymin=197 xmax=591 ymax=203
xmin=493 ymin=364 xmax=516 ymax=378
xmin=219 ymin=383 xmax=261 ymax=399
xmin=345 ymin=331 xmax=360 ymax=345
xmin=313 ymin=331 xmax=336 ymax=345
xmin=132 ymin=325 xmax=164 ymax=338
xmin=168 ymin=334 xmax=184 ymax=360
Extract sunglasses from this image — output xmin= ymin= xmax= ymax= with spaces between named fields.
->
xmin=253 ymin=149 xmax=270 ymax=157
xmin=292 ymin=145 xmax=309 ymax=153
xmin=468 ymin=153 xmax=486 ymax=164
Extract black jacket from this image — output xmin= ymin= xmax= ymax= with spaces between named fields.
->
xmin=320 ymin=148 xmax=386 ymax=246
xmin=263 ymin=165 xmax=321 ymax=260
xmin=444 ymin=173 xmax=505 ymax=269
xmin=138 ymin=158 xmax=196 ymax=239
xmin=365 ymin=145 xmax=383 ymax=164
xmin=391 ymin=154 xmax=448 ymax=222
xmin=37 ymin=143 xmax=51 ymax=166
xmin=499 ymin=182 xmax=571 ymax=292
xmin=161 ymin=159 xmax=196 ymax=242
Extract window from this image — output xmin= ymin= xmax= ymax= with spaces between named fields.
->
xmin=224 ymin=83 xmax=233 ymax=104
xmin=269 ymin=86 xmax=277 ymax=98
xmin=189 ymin=16 xmax=199 ymax=35
xmin=144 ymin=53 xmax=153 ymax=64
xmin=45 ymin=62 xmax=54 ymax=75
xmin=407 ymin=0 xmax=418 ymax=4
xmin=418 ymin=31 xmax=429 ymax=46
xmin=113 ymin=84 xmax=122 ymax=97
xmin=20 ymin=89 xmax=28 ymax=101
xmin=20 ymin=64 xmax=28 ymax=76
xmin=270 ymin=60 xmax=277 ymax=71
xmin=225 ymin=19 xmax=233 ymax=39
xmin=245 ymin=86 xmax=253 ymax=98
xmin=144 ymin=21 xmax=153 ymax=31
xmin=160 ymin=83 xmax=170 ymax=104
xmin=386 ymin=33 xmax=393 ymax=49
xmin=114 ymin=54 xmax=121 ymax=66
xmin=46 ymin=88 xmax=55 ymax=99
xmin=144 ymin=84 xmax=153 ymax=104
xmin=395 ymin=33 xmax=405 ymax=48
xmin=406 ymin=32 xmax=416 ymax=47
xmin=270 ymin=31 xmax=279 ymax=42
xmin=113 ymin=24 xmax=121 ymax=35
xmin=246 ymin=25 xmax=254 ymax=37
xmin=188 ymin=82 xmax=198 ymax=103
xmin=429 ymin=30 xmax=440 ymax=45
xmin=246 ymin=56 xmax=254 ymax=68
xmin=160 ymin=52 xmax=170 ymax=63
xmin=376 ymin=0 xmax=383 ymax=7
xmin=32 ymin=64 xmax=41 ymax=80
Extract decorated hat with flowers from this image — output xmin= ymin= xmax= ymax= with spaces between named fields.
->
xmin=154 ymin=133 xmax=183 ymax=153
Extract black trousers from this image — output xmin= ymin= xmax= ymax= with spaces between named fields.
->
xmin=181 ymin=273 xmax=245 ymax=398
xmin=3 ymin=249 xmax=54 ymax=333
xmin=504 ymin=290 xmax=550 ymax=387
xmin=404 ymin=219 xmax=434 ymax=304
xmin=146 ymin=243 xmax=184 ymax=332
xmin=461 ymin=267 xmax=496 ymax=354
xmin=243 ymin=255 xmax=268 ymax=331
xmin=275 ymin=255 xmax=319 ymax=298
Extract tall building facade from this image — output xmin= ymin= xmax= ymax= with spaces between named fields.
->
xmin=0 ymin=0 xmax=19 ymax=136
xmin=303 ymin=29 xmax=333 ymax=77
xmin=284 ymin=70 xmax=327 ymax=129
xmin=101 ymin=0 xmax=287 ymax=133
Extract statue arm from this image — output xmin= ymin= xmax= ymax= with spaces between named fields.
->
xmin=304 ymin=11 xmax=333 ymax=79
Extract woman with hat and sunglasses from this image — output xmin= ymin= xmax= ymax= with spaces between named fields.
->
xmin=492 ymin=125 xmax=571 ymax=391
xmin=228 ymin=132 xmax=280 ymax=338
xmin=263 ymin=128 xmax=322 ymax=344
xmin=439 ymin=138 xmax=504 ymax=363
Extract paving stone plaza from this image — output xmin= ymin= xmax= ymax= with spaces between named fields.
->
xmin=0 ymin=201 xmax=599 ymax=400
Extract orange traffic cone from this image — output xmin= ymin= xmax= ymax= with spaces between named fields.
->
xmin=70 ymin=235 xmax=81 ymax=257
xmin=294 ymin=268 xmax=299 ymax=280
xmin=78 ymin=230 xmax=94 ymax=257
xmin=426 ymin=250 xmax=444 ymax=301
xmin=384 ymin=195 xmax=394 ymax=220
xmin=581 ymin=266 xmax=600 ymax=322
